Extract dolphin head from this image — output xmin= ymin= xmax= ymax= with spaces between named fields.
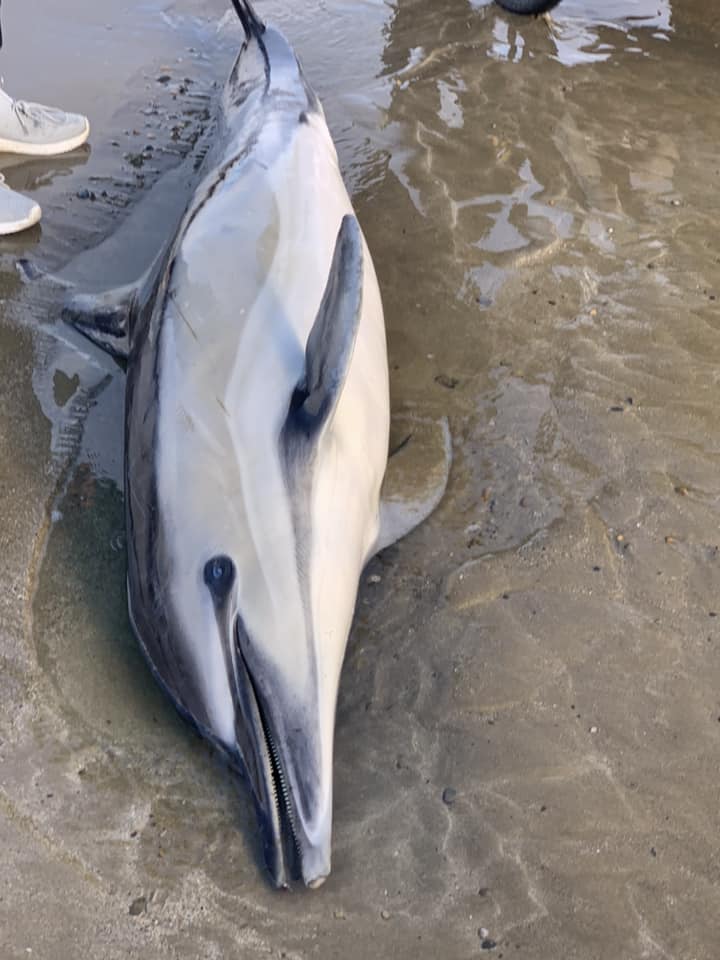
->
xmin=126 ymin=216 xmax=387 ymax=888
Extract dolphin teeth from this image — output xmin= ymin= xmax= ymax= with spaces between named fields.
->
xmin=241 ymin=652 xmax=302 ymax=878
xmin=260 ymin=694 xmax=300 ymax=851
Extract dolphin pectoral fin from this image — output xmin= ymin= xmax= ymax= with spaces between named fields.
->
xmin=375 ymin=414 xmax=452 ymax=553
xmin=285 ymin=215 xmax=363 ymax=438
xmin=61 ymin=283 xmax=137 ymax=361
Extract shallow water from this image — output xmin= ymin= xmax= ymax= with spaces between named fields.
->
xmin=2 ymin=0 xmax=720 ymax=957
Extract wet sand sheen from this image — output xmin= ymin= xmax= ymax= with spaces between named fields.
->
xmin=1 ymin=0 xmax=720 ymax=957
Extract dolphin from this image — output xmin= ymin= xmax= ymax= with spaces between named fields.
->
xmin=61 ymin=0 xmax=450 ymax=889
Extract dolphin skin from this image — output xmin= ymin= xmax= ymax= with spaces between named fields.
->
xmin=63 ymin=0 xmax=451 ymax=889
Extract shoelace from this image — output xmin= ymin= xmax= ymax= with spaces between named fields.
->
xmin=12 ymin=100 xmax=59 ymax=134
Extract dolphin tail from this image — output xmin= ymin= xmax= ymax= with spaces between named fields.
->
xmin=230 ymin=0 xmax=266 ymax=37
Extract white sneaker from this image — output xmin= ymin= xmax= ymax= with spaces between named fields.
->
xmin=0 ymin=88 xmax=89 ymax=157
xmin=0 ymin=173 xmax=41 ymax=234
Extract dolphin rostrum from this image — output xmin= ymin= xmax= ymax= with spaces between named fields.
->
xmin=62 ymin=0 xmax=450 ymax=888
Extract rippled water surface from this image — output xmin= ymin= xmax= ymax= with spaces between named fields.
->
xmin=1 ymin=1 xmax=720 ymax=957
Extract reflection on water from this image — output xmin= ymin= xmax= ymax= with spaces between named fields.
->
xmin=484 ymin=0 xmax=673 ymax=65
xmin=31 ymin=322 xmax=123 ymax=486
xmin=545 ymin=0 xmax=672 ymax=65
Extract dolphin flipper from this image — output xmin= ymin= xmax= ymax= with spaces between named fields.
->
xmin=286 ymin=214 xmax=363 ymax=438
xmin=375 ymin=414 xmax=452 ymax=553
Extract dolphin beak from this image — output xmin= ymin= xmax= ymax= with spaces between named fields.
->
xmin=230 ymin=618 xmax=332 ymax=889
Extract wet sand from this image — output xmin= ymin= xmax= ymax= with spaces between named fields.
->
xmin=2 ymin=0 xmax=720 ymax=957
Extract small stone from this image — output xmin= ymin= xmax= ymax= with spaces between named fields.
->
xmin=156 ymin=74 xmax=172 ymax=84
xmin=650 ymin=847 xmax=657 ymax=858
xmin=367 ymin=574 xmax=382 ymax=585
xmin=76 ymin=188 xmax=91 ymax=199
xmin=381 ymin=909 xmax=391 ymax=920
xmin=481 ymin=939 xmax=497 ymax=951
xmin=442 ymin=787 xmax=457 ymax=806
xmin=589 ymin=726 xmax=598 ymax=734
xmin=435 ymin=373 xmax=459 ymax=390
xmin=129 ymin=896 xmax=147 ymax=916
xmin=479 ymin=927 xmax=490 ymax=938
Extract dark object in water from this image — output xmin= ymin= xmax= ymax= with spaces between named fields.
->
xmin=495 ymin=0 xmax=561 ymax=14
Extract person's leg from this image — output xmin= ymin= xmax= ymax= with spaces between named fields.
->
xmin=0 ymin=1 xmax=89 ymax=233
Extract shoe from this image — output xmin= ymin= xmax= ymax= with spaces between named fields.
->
xmin=0 ymin=173 xmax=41 ymax=234
xmin=0 ymin=88 xmax=89 ymax=157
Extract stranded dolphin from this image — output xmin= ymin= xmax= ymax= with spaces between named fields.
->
xmin=61 ymin=0 xmax=450 ymax=889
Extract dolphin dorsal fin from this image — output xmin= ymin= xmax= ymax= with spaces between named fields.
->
xmin=230 ymin=0 xmax=266 ymax=37
xmin=285 ymin=215 xmax=364 ymax=440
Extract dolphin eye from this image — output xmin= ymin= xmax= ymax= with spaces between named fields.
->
xmin=204 ymin=555 xmax=235 ymax=600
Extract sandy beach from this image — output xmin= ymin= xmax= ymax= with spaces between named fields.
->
xmin=1 ymin=0 xmax=719 ymax=956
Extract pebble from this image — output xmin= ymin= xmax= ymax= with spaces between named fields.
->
xmin=481 ymin=939 xmax=497 ymax=951
xmin=380 ymin=910 xmax=391 ymax=920
xmin=442 ymin=787 xmax=457 ymax=805
xmin=128 ymin=896 xmax=147 ymax=916
xmin=435 ymin=373 xmax=459 ymax=390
